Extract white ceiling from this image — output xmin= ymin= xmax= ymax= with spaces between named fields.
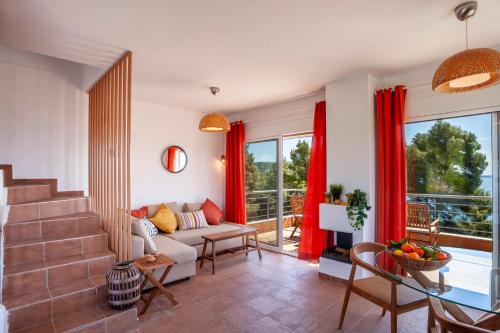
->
xmin=1 ymin=0 xmax=500 ymax=113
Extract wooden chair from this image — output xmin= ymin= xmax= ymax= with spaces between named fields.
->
xmin=407 ymin=203 xmax=440 ymax=245
xmin=338 ymin=242 xmax=428 ymax=333
xmin=428 ymin=297 xmax=494 ymax=333
xmin=289 ymin=195 xmax=305 ymax=238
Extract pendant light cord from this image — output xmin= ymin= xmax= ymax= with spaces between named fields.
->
xmin=465 ymin=18 xmax=469 ymax=49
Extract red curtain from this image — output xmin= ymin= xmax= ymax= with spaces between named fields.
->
xmin=225 ymin=121 xmax=246 ymax=225
xmin=167 ymin=147 xmax=176 ymax=171
xmin=298 ymin=101 xmax=327 ymax=261
xmin=376 ymin=85 xmax=407 ymax=244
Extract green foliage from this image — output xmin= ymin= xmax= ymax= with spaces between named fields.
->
xmin=329 ymin=184 xmax=343 ymax=201
xmin=345 ymin=189 xmax=371 ymax=231
xmin=283 ymin=140 xmax=311 ymax=189
xmin=406 ymin=120 xmax=488 ymax=195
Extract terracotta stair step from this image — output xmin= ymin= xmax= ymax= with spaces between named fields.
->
xmin=10 ymin=304 xmax=138 ymax=333
xmin=3 ymin=212 xmax=101 ymax=244
xmin=6 ymin=184 xmax=52 ymax=205
xmin=6 ymin=196 xmax=89 ymax=224
xmin=4 ymin=232 xmax=109 ymax=267
xmin=3 ymin=251 xmax=116 ymax=304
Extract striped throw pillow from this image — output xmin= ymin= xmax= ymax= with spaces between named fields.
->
xmin=175 ymin=211 xmax=209 ymax=230
xmin=141 ymin=218 xmax=159 ymax=237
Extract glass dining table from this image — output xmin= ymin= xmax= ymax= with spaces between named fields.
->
xmin=374 ymin=250 xmax=499 ymax=330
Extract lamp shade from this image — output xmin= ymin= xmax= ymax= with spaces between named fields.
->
xmin=432 ymin=48 xmax=500 ymax=93
xmin=199 ymin=112 xmax=230 ymax=132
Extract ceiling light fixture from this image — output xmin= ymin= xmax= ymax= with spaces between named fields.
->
xmin=199 ymin=87 xmax=230 ymax=133
xmin=432 ymin=1 xmax=500 ymax=93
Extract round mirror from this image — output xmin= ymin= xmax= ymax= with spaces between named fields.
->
xmin=161 ymin=146 xmax=187 ymax=173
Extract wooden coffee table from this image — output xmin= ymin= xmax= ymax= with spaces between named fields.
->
xmin=200 ymin=226 xmax=262 ymax=274
xmin=135 ymin=254 xmax=178 ymax=315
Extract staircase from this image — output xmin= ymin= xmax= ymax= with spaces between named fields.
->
xmin=0 ymin=165 xmax=138 ymax=333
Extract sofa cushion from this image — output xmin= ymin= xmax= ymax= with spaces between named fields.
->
xmin=166 ymin=223 xmax=241 ymax=246
xmin=131 ymin=218 xmax=157 ymax=253
xmin=146 ymin=202 xmax=178 ymax=218
xmin=153 ymin=235 xmax=197 ymax=264
xmin=131 ymin=206 xmax=148 ymax=219
xmin=202 ymin=199 xmax=223 ymax=225
xmin=150 ymin=204 xmax=177 ymax=234
xmin=183 ymin=202 xmax=203 ymax=212
xmin=175 ymin=211 xmax=208 ymax=230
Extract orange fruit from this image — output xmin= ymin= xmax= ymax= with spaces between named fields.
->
xmin=393 ymin=249 xmax=404 ymax=256
xmin=406 ymin=252 xmax=420 ymax=260
xmin=414 ymin=247 xmax=425 ymax=257
xmin=410 ymin=243 xmax=419 ymax=250
xmin=401 ymin=243 xmax=413 ymax=253
xmin=436 ymin=252 xmax=448 ymax=261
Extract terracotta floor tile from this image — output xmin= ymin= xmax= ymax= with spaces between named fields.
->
xmin=198 ymin=294 xmax=238 ymax=314
xmin=245 ymin=316 xmax=291 ymax=333
xmin=52 ymin=307 xmax=105 ymax=332
xmin=245 ymin=294 xmax=288 ymax=315
xmin=139 ymin=313 xmax=188 ymax=333
xmin=12 ymin=320 xmax=55 ymax=333
xmin=220 ymin=304 xmax=265 ymax=330
xmin=268 ymin=304 xmax=314 ymax=330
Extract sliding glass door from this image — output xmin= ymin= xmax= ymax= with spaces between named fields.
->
xmin=244 ymin=134 xmax=312 ymax=254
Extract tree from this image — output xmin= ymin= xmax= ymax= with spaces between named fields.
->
xmin=406 ymin=121 xmax=487 ymax=195
xmin=244 ymin=145 xmax=256 ymax=192
xmin=283 ymin=140 xmax=311 ymax=189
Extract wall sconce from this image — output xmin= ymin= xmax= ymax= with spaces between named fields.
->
xmin=220 ymin=155 xmax=226 ymax=164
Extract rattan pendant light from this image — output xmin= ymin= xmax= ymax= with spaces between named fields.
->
xmin=432 ymin=1 xmax=500 ymax=93
xmin=199 ymin=87 xmax=230 ymax=132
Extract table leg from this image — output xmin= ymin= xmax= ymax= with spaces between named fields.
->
xmin=211 ymin=241 xmax=216 ymax=274
xmin=245 ymin=235 xmax=249 ymax=256
xmin=254 ymin=232 xmax=262 ymax=260
xmin=200 ymin=239 xmax=208 ymax=269
xmin=139 ymin=272 xmax=157 ymax=315
xmin=149 ymin=266 xmax=178 ymax=306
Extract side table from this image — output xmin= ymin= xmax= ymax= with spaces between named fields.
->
xmin=135 ymin=253 xmax=178 ymax=315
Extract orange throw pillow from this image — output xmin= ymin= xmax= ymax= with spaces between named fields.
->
xmin=131 ymin=206 xmax=148 ymax=219
xmin=202 ymin=199 xmax=223 ymax=225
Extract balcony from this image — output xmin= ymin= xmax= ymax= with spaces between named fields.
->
xmin=407 ymin=193 xmax=493 ymax=252
xmin=246 ymin=189 xmax=305 ymax=253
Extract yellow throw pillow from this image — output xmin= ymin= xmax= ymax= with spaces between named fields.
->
xmin=149 ymin=204 xmax=177 ymax=234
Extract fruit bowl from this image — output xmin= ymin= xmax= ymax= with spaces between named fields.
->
xmin=388 ymin=248 xmax=452 ymax=271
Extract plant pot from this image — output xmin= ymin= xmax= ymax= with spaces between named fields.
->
xmin=106 ymin=261 xmax=142 ymax=309
xmin=334 ymin=199 xmax=341 ymax=204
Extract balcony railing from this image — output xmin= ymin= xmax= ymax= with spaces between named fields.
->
xmin=246 ymin=189 xmax=306 ymax=223
xmin=407 ymin=193 xmax=493 ymax=239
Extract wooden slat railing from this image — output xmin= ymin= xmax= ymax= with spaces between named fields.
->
xmin=89 ymin=52 xmax=132 ymax=261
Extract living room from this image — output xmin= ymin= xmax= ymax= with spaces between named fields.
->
xmin=0 ymin=1 xmax=499 ymax=332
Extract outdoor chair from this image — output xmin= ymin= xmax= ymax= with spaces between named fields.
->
xmin=289 ymin=195 xmax=305 ymax=238
xmin=407 ymin=203 xmax=440 ymax=245
xmin=338 ymin=242 xmax=428 ymax=333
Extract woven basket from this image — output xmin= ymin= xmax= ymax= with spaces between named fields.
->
xmin=388 ymin=249 xmax=452 ymax=272
xmin=106 ymin=261 xmax=142 ymax=309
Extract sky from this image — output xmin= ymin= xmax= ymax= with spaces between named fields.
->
xmin=405 ymin=113 xmax=492 ymax=176
xmin=246 ymin=136 xmax=312 ymax=163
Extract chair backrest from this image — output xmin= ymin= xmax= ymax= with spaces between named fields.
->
xmin=428 ymin=297 xmax=493 ymax=333
xmin=289 ymin=195 xmax=305 ymax=215
xmin=350 ymin=242 xmax=387 ymax=276
xmin=407 ymin=203 xmax=431 ymax=229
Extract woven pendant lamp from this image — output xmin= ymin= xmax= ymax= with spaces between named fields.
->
xmin=432 ymin=2 xmax=500 ymax=93
xmin=199 ymin=87 xmax=230 ymax=132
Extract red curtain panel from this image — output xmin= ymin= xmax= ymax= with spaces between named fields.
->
xmin=167 ymin=146 xmax=176 ymax=171
xmin=298 ymin=101 xmax=328 ymax=261
xmin=225 ymin=121 xmax=246 ymax=225
xmin=376 ymin=85 xmax=407 ymax=244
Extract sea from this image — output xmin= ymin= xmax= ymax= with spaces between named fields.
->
xmin=481 ymin=175 xmax=493 ymax=194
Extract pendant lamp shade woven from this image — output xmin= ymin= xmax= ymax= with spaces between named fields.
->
xmin=432 ymin=47 xmax=500 ymax=93
xmin=199 ymin=112 xmax=230 ymax=132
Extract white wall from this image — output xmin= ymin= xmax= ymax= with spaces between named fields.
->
xmin=325 ymin=74 xmax=376 ymax=244
xmin=0 ymin=46 xmax=97 ymax=192
xmin=378 ymin=47 xmax=500 ymax=122
xmin=130 ymin=100 xmax=225 ymax=209
xmin=228 ymin=90 xmax=324 ymax=141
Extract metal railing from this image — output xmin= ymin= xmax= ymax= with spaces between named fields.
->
xmin=246 ymin=189 xmax=306 ymax=223
xmin=407 ymin=193 xmax=493 ymax=239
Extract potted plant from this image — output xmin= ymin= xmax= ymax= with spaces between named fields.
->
xmin=345 ymin=189 xmax=371 ymax=231
xmin=324 ymin=192 xmax=332 ymax=203
xmin=329 ymin=184 xmax=343 ymax=204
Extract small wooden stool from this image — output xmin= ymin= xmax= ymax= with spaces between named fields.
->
xmin=135 ymin=254 xmax=178 ymax=315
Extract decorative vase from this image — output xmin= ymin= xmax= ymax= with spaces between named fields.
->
xmin=106 ymin=261 xmax=142 ymax=309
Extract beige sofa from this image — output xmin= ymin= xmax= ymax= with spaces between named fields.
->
xmin=131 ymin=201 xmax=243 ymax=284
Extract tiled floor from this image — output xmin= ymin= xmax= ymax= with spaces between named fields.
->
xmin=135 ymin=250 xmax=430 ymax=333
